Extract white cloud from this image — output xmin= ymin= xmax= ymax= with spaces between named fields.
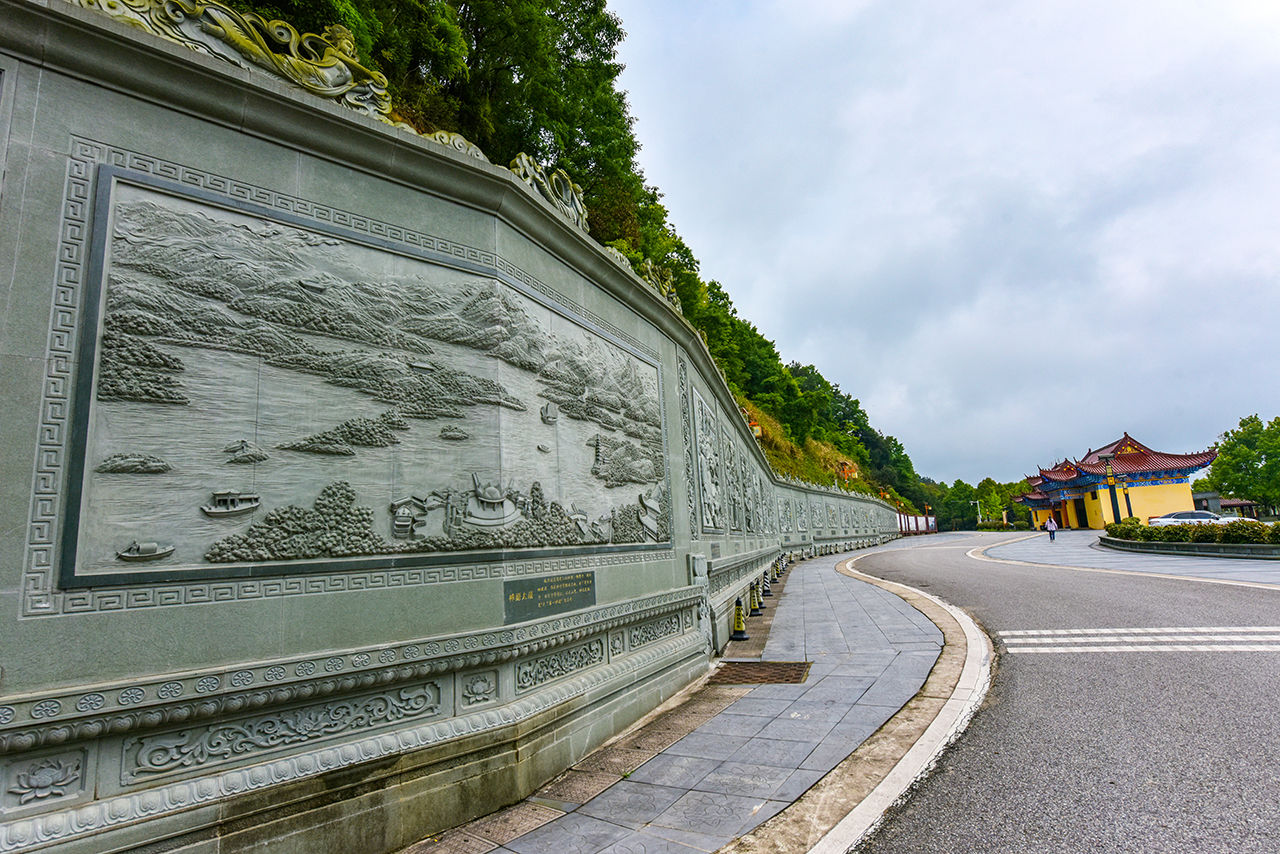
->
xmin=612 ymin=0 xmax=1280 ymax=483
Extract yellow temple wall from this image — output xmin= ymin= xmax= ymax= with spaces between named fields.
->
xmin=1126 ymin=481 xmax=1195 ymax=522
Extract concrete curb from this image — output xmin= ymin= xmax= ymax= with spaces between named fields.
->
xmin=802 ymin=558 xmax=993 ymax=853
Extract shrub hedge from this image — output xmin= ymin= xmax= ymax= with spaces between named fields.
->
xmin=1104 ymin=519 xmax=1280 ymax=545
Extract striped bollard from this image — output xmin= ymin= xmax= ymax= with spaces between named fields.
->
xmin=729 ymin=597 xmax=749 ymax=641
xmin=761 ymin=572 xmax=772 ymax=597
xmin=749 ymin=582 xmax=762 ymax=616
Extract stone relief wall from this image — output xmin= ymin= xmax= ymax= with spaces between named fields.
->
xmin=63 ymin=173 xmax=668 ymax=586
xmin=0 ymin=5 xmax=900 ymax=850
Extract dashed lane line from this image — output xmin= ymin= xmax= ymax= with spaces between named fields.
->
xmin=1003 ymin=644 xmax=1280 ymax=654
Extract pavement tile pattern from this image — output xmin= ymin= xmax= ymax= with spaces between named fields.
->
xmin=403 ymin=548 xmax=942 ymax=854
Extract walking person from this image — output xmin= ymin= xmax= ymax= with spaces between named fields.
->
xmin=1046 ymin=516 xmax=1058 ymax=542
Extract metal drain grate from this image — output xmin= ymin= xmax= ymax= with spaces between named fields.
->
xmin=708 ymin=660 xmax=812 ymax=684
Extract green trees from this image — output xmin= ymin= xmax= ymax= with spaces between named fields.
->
xmin=1205 ymin=415 xmax=1280 ymax=509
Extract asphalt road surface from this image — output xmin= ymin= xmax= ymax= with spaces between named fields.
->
xmin=852 ymin=531 xmax=1280 ymax=854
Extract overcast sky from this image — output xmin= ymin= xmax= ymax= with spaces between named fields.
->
xmin=609 ymin=0 xmax=1280 ymax=484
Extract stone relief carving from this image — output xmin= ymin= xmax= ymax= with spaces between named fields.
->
xmin=639 ymin=259 xmax=682 ymax=312
xmin=460 ymin=672 xmax=496 ymax=707
xmin=25 ymin=139 xmax=670 ymax=615
xmin=827 ymin=504 xmax=839 ymax=529
xmin=779 ymin=491 xmax=793 ymax=533
xmin=66 ymin=180 xmax=667 ymax=581
xmin=796 ymin=497 xmax=807 ymax=532
xmin=725 ymin=429 xmax=743 ymax=532
xmin=677 ymin=360 xmax=698 ymax=541
xmin=628 ymin=614 xmax=682 ymax=649
xmin=509 ymin=153 xmax=588 ymax=232
xmin=515 ymin=638 xmax=605 ymax=692
xmin=1 ymin=587 xmax=698 ymax=747
xmin=123 ymin=682 xmax=441 ymax=781
xmin=693 ymin=393 xmax=723 ymax=532
xmin=72 ymin=0 xmax=396 ymax=119
xmin=6 ymin=756 xmax=82 ymax=807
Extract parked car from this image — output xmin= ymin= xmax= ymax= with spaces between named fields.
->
xmin=1147 ymin=510 xmax=1240 ymax=527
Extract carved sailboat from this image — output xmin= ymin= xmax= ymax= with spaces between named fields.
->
xmin=116 ymin=540 xmax=175 ymax=562
xmin=201 ymin=489 xmax=261 ymax=517
xmin=540 ymin=402 xmax=558 ymax=424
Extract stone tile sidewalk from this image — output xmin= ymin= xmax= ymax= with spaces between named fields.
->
xmin=402 ymin=547 xmax=944 ymax=854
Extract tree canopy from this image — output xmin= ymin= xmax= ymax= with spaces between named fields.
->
xmin=1205 ymin=414 xmax=1280 ymax=509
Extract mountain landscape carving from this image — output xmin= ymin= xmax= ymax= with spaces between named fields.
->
xmin=75 ymin=186 xmax=667 ymax=575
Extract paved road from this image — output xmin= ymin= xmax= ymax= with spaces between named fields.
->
xmin=851 ymin=531 xmax=1280 ymax=854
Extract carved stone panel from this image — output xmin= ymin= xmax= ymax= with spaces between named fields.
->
xmin=459 ymin=670 xmax=498 ymax=709
xmin=628 ymin=613 xmax=682 ymax=649
xmin=120 ymin=681 xmax=443 ymax=784
xmin=515 ymin=638 xmax=606 ymax=693
xmin=58 ymin=168 xmax=668 ymax=587
xmin=2 ymin=751 xmax=86 ymax=812
xmin=725 ymin=430 xmax=743 ymax=532
xmin=677 ymin=359 xmax=698 ymax=541
xmin=693 ymin=391 xmax=723 ymax=533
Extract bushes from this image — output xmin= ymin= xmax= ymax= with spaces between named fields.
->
xmin=1189 ymin=524 xmax=1221 ymax=543
xmin=1012 ymin=521 xmax=1031 ymax=530
xmin=1105 ymin=519 xmax=1145 ymax=540
xmin=976 ymin=521 xmax=1013 ymax=531
xmin=1105 ymin=517 xmax=1280 ymax=547
xmin=1156 ymin=524 xmax=1193 ymax=542
xmin=1219 ymin=519 xmax=1270 ymax=544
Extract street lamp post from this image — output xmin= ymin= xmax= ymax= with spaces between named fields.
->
xmin=969 ymin=499 xmax=981 ymax=525
xmin=1099 ymin=453 xmax=1122 ymax=524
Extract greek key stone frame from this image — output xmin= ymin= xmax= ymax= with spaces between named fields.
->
xmin=21 ymin=138 xmax=671 ymax=616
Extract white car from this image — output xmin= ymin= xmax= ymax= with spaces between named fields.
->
xmin=1147 ymin=510 xmax=1242 ymax=527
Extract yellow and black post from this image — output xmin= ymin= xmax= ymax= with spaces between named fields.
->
xmin=749 ymin=582 xmax=762 ymax=616
xmin=730 ymin=596 xmax=749 ymax=641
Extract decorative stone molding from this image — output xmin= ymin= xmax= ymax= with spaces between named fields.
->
xmin=4 ymin=755 xmax=82 ymax=808
xmin=509 ymin=153 xmax=588 ymax=232
xmin=628 ymin=614 xmax=681 ymax=650
xmin=459 ymin=672 xmax=498 ymax=708
xmin=0 ymin=632 xmax=700 ymax=851
xmin=516 ymin=639 xmax=605 ymax=693
xmin=71 ymin=0 xmax=394 ymax=119
xmin=122 ymin=681 xmax=442 ymax=783
xmin=0 ymin=586 xmax=702 ymax=753
xmin=64 ymin=0 xmax=497 ymax=160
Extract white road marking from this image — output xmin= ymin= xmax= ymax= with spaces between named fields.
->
xmin=1000 ymin=626 xmax=1280 ymax=636
xmin=1004 ymin=644 xmax=1280 ymax=654
xmin=1000 ymin=626 xmax=1280 ymax=653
